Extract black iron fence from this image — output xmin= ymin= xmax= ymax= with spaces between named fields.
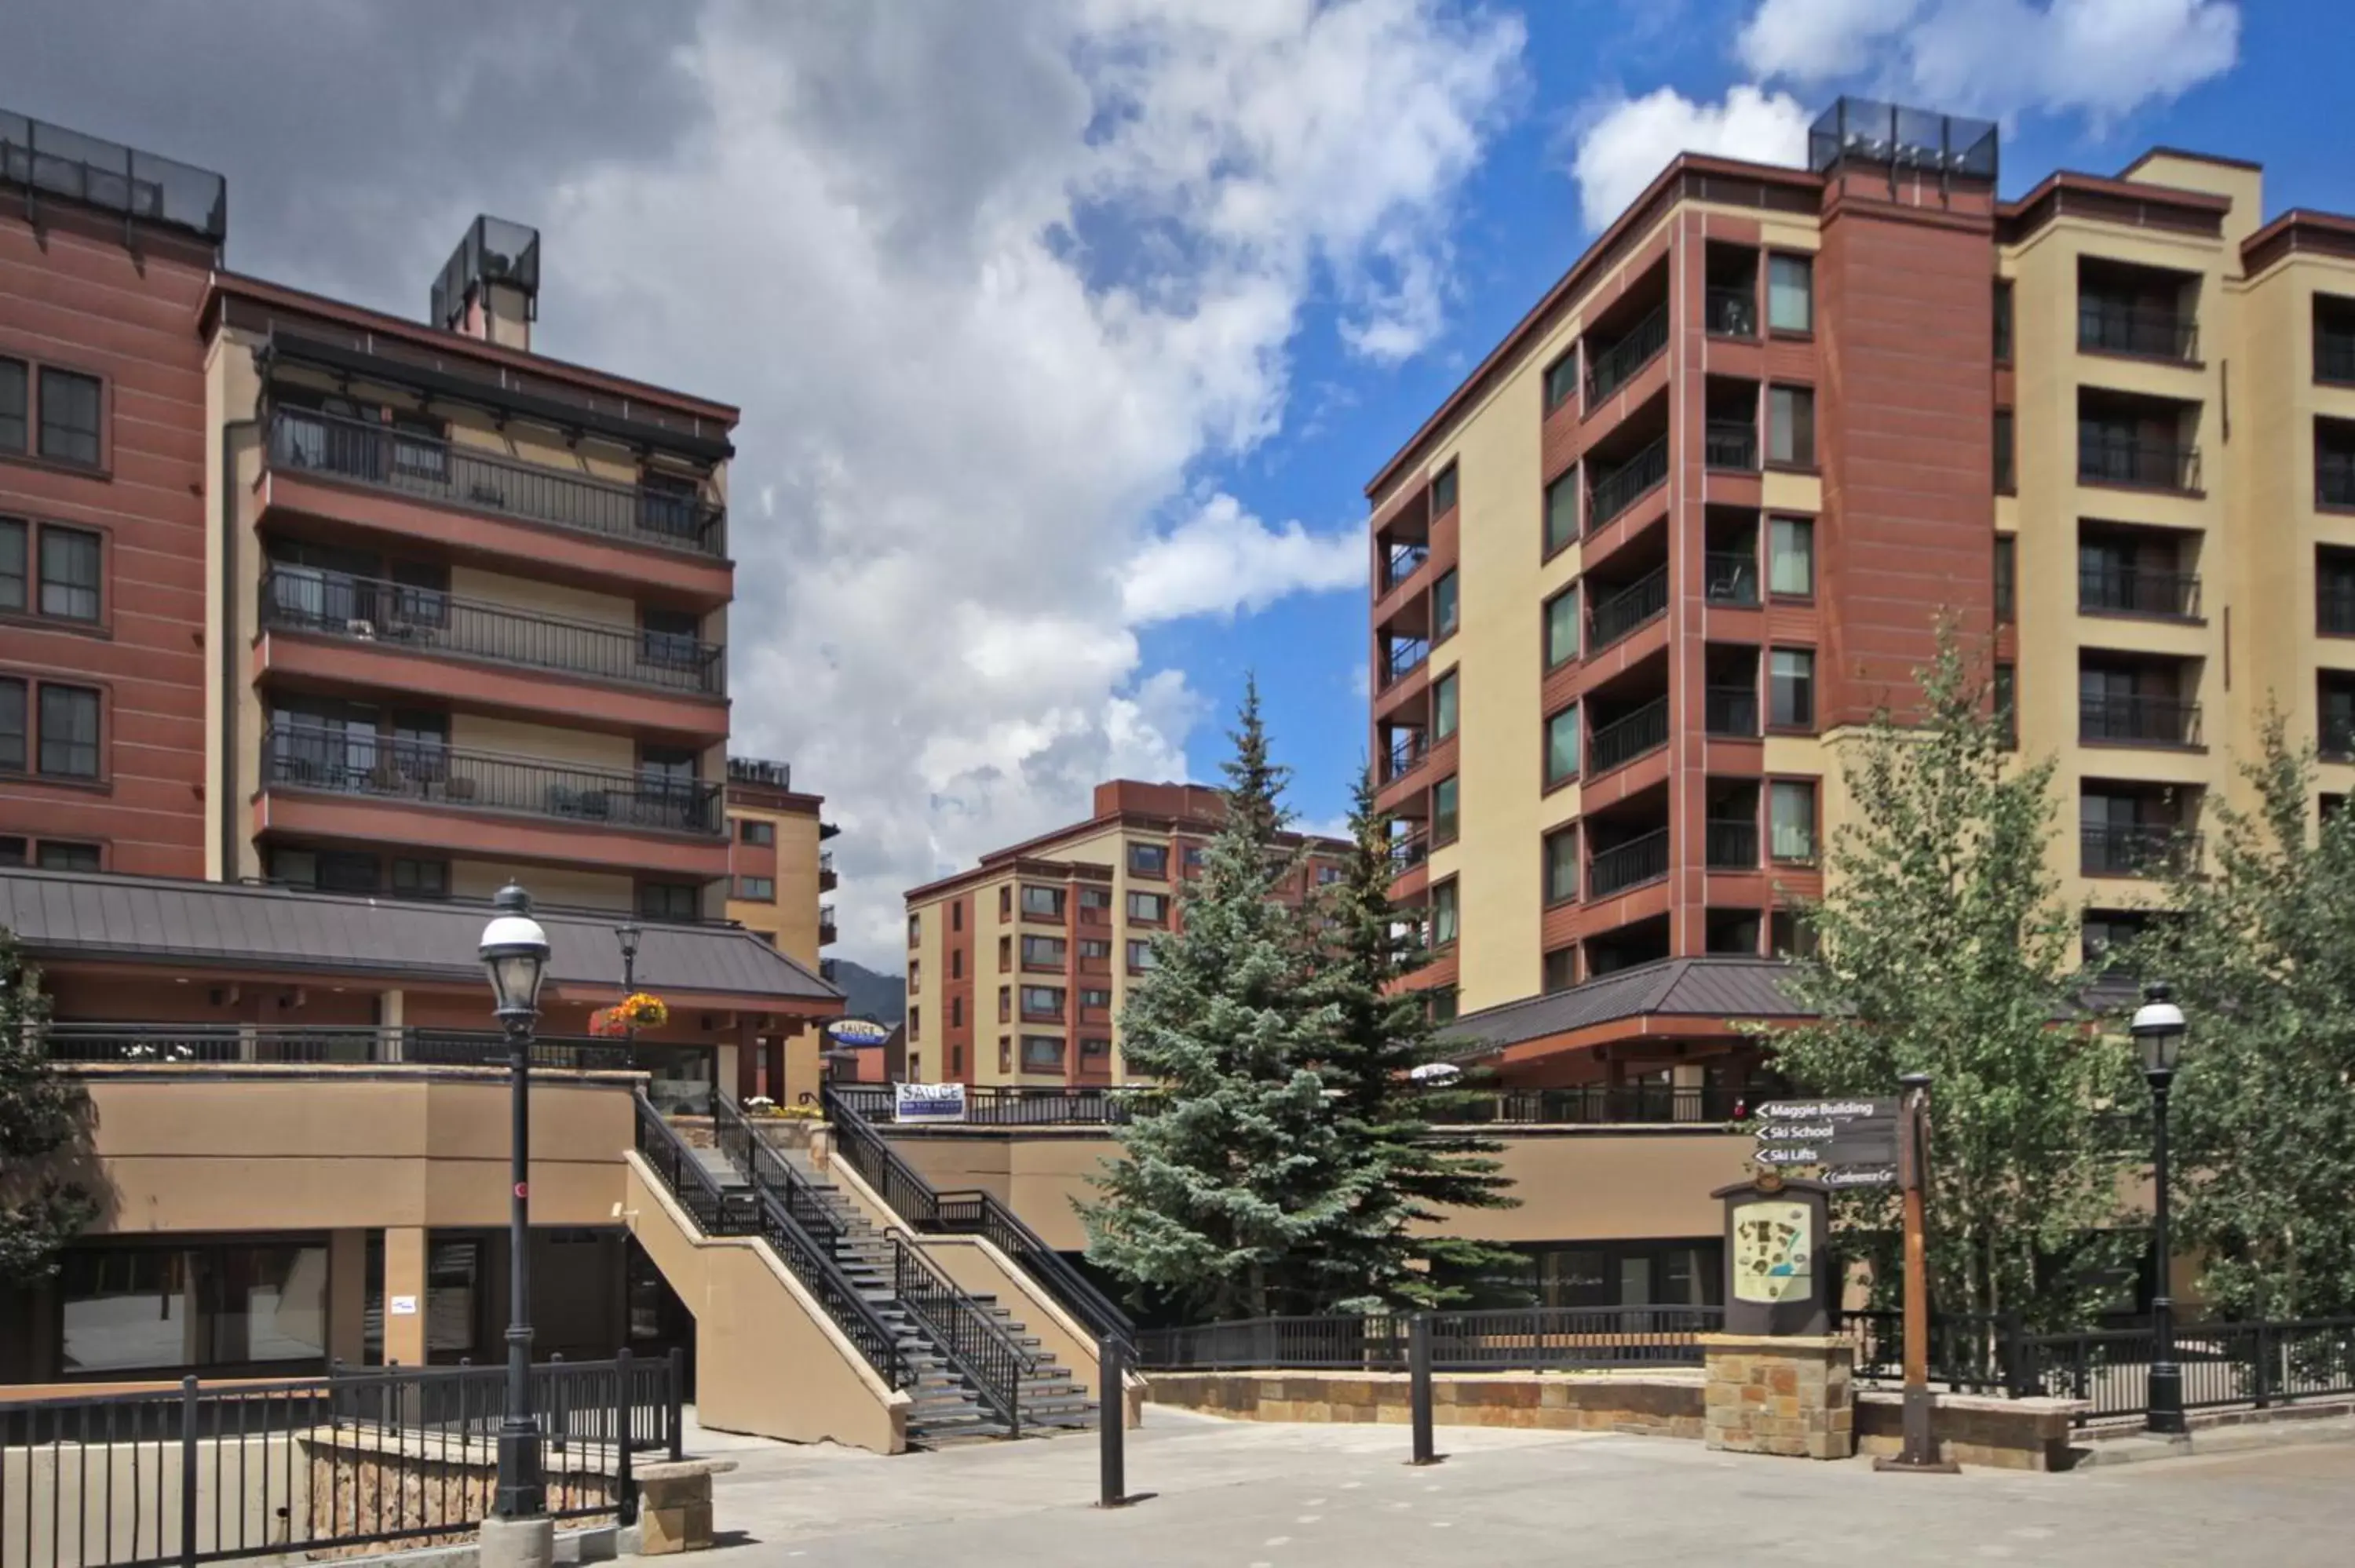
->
xmin=1703 ymin=421 xmax=1758 ymax=472
xmin=262 ymin=724 xmax=722 ymax=836
xmin=260 ymin=567 xmax=724 ymax=695
xmin=1703 ymin=550 xmax=1758 ymax=603
xmin=1704 ymin=819 xmax=1758 ymax=870
xmin=1138 ymin=1305 xmax=1723 ymax=1374
xmin=1382 ymin=636 xmax=1429 ymax=687
xmin=2079 ymin=693 xmax=2200 ymax=747
xmin=0 ymin=1355 xmax=679 ymax=1568
xmin=2078 ymin=565 xmax=2200 ymax=619
xmin=1704 ymin=287 xmax=1756 ymax=337
xmin=2078 ymin=300 xmax=2198 ymax=361
xmin=1383 ymin=542 xmax=1429 ymax=591
xmin=1588 ymin=567 xmax=1668 ymax=651
xmin=1587 ymin=438 xmax=1670 ymax=531
xmin=266 ymin=407 xmax=725 ymax=556
xmin=1588 ymin=827 xmax=1670 ymax=899
xmin=827 ymin=1081 xmax=1758 ymax=1129
xmin=2080 ymin=822 xmax=2201 ymax=878
xmin=1705 ymin=684 xmax=1759 ymax=737
xmin=2079 ymin=432 xmax=2200 ymax=492
xmin=1587 ymin=697 xmax=1670 ymax=777
xmin=42 ymin=1023 xmax=635 ymax=1072
xmin=1585 ymin=308 xmax=1669 ymax=403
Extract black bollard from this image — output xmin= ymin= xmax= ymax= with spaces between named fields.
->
xmin=1097 ymin=1333 xmax=1131 ymax=1508
xmin=1408 ymin=1313 xmax=1440 ymax=1466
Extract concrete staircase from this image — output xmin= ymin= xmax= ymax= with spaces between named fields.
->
xmin=693 ymin=1141 xmax=1097 ymax=1446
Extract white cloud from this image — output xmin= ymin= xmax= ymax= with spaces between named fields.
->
xmin=1120 ymin=494 xmax=1366 ymax=625
xmin=1900 ymin=0 xmax=2240 ymax=125
xmin=532 ymin=0 xmax=1521 ymax=962
xmin=1568 ymin=85 xmax=1813 ymax=230
xmin=1738 ymin=0 xmax=1924 ymax=83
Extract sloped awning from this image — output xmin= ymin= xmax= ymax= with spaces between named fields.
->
xmin=1440 ymin=956 xmax=1811 ymax=1063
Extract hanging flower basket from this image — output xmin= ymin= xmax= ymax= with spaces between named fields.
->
xmin=590 ymin=991 xmax=670 ymax=1036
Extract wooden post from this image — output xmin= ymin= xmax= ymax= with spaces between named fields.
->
xmin=1875 ymin=1073 xmax=1956 ymax=1474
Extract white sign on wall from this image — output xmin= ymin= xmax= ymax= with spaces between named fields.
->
xmin=893 ymin=1082 xmax=969 ymax=1123
xmin=389 ymin=1295 xmax=419 ymax=1316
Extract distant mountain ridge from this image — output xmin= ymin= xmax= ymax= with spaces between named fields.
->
xmin=829 ymin=958 xmax=905 ymax=1024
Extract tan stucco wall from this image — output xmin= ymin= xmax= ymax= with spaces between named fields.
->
xmin=451 ymin=859 xmax=633 ymax=910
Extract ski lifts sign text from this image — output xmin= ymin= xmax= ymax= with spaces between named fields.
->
xmin=1751 ymin=1098 xmax=1899 ymax=1185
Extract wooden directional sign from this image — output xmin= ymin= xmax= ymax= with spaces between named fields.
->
xmin=1751 ymin=1098 xmax=1899 ymax=1180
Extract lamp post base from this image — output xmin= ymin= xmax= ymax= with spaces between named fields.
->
xmin=1872 ymin=1387 xmax=1959 ymax=1474
xmin=477 ymin=1513 xmax=554 ymax=1568
xmin=2147 ymin=1363 xmax=2188 ymax=1436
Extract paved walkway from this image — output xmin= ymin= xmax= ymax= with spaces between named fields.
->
xmin=681 ymin=1405 xmax=2355 ymax=1567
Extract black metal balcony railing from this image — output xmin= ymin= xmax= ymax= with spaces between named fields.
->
xmin=1584 ymin=306 xmax=1670 ymax=404
xmin=1587 ymin=696 xmax=1670 ymax=777
xmin=1704 ymin=818 xmax=1758 ymax=870
xmin=1588 ymin=827 xmax=1670 ymax=899
xmin=1705 ymin=684 xmax=1759 ymax=737
xmin=2079 ymin=692 xmax=2201 ymax=746
xmin=2319 ymin=582 xmax=2355 ymax=636
xmin=2318 ymin=330 xmax=2355 ymax=385
xmin=1703 ymin=421 xmax=1758 ymax=472
xmin=2078 ymin=299 xmax=2198 ymax=362
xmin=1386 ymin=729 xmax=1428 ymax=782
xmin=1588 ymin=565 xmax=1669 ymax=651
xmin=267 ymin=407 xmax=726 ymax=557
xmin=2079 ymin=432 xmax=2200 ymax=492
xmin=1704 ymin=551 xmax=1759 ymax=605
xmin=2320 ymin=452 xmax=2355 ymax=509
xmin=1384 ymin=541 xmax=1429 ymax=590
xmin=42 ymin=1023 xmax=638 ymax=1070
xmin=262 ymin=724 xmax=724 ymax=834
xmin=2081 ymin=822 xmax=2200 ymax=878
xmin=2077 ymin=566 xmax=2200 ymax=619
xmin=1704 ymin=287 xmax=1757 ymax=338
xmin=1382 ymin=636 xmax=1430 ymax=687
xmin=1389 ymin=830 xmax=1431 ymax=871
xmin=259 ymin=566 xmax=725 ymax=695
xmin=1587 ymin=437 xmax=1670 ymax=531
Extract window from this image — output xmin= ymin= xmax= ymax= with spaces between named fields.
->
xmin=37 ymin=840 xmax=100 ymax=872
xmin=739 ymin=819 xmax=775 ymax=846
xmin=1429 ymin=988 xmax=1459 ymax=1026
xmin=998 ymin=986 xmax=1012 ymax=1023
xmin=1768 ymin=254 xmax=1813 ymax=333
xmin=1994 ymin=536 xmax=2016 ymax=624
xmin=950 ymin=996 xmax=963 ymax=1027
xmin=1431 ymin=881 xmax=1459 ymax=948
xmin=1544 ymin=469 xmax=1579 ymax=555
xmin=1079 ymin=938 xmax=1111 ymax=959
xmin=1127 ymin=891 xmax=1167 ymax=924
xmin=1433 ymin=569 xmax=1459 ymax=640
xmin=0 ymin=517 xmax=24 ymax=611
xmin=38 ymin=368 xmax=103 ymax=466
xmin=1021 ymin=934 xmax=1066 ymax=967
xmin=951 ymin=948 xmax=964 ymax=979
xmin=909 ymin=911 xmax=923 ymax=945
xmin=1769 ymin=517 xmax=1813 ymax=597
xmin=640 ymin=607 xmax=702 ymax=668
xmin=1770 ymin=780 xmax=1818 ymax=862
xmin=1433 ymin=775 xmax=1459 ymax=845
xmin=1994 ymin=410 xmax=2016 ymax=493
xmin=60 ymin=1243 xmax=329 ymax=1373
xmin=1433 ymin=670 xmax=1459 ymax=741
xmin=1081 ymin=1037 xmax=1112 ymax=1063
xmin=1020 ymin=884 xmax=1064 ymax=920
xmin=1543 ymin=947 xmax=1576 ymax=994
xmin=949 ymin=1044 xmax=963 ymax=1077
xmin=1768 ymin=386 xmax=1815 ymax=466
xmin=950 ymin=899 xmax=963 ymax=932
xmin=1081 ymin=885 xmax=1113 ymax=909
xmin=735 ymin=875 xmax=776 ymax=901
xmin=391 ymin=856 xmax=447 ymax=897
xmin=1020 ymin=1036 xmax=1065 ymax=1073
xmin=999 ymin=935 xmax=1012 ymax=970
xmin=1545 ymin=706 xmax=1580 ymax=786
xmin=998 ymin=1038 xmax=1012 ymax=1074
xmin=1545 ymin=586 xmax=1579 ymax=667
xmin=1430 ymin=463 xmax=1458 ymax=515
xmin=638 ymin=881 xmax=698 ymax=919
xmin=0 ymin=836 xmax=22 ymax=866
xmin=1769 ymin=649 xmax=1815 ymax=730
xmin=1181 ymin=844 xmax=1207 ymax=873
xmin=1994 ymin=662 xmax=2017 ymax=749
xmin=1020 ymin=986 xmax=1064 ymax=1018
xmin=0 ymin=677 xmax=22 ymax=771
xmin=1128 ymin=841 xmax=1169 ymax=878
xmin=1126 ymin=939 xmax=1156 ymax=972
xmin=909 ymin=1005 xmax=923 ymax=1041
xmin=1993 ymin=281 xmax=2014 ymax=364
xmin=1770 ymin=910 xmax=1819 ymax=959
xmin=999 ymin=886 xmax=1013 ymax=919
xmin=1081 ymin=987 xmax=1113 ymax=1010
xmin=1544 ymin=826 xmax=1579 ymax=905
xmin=0 ymin=358 xmax=24 ymax=452
xmin=1544 ymin=351 xmax=1579 ymax=412
xmin=1316 ymin=863 xmax=1344 ymax=885
xmin=38 ymin=684 xmax=100 ymax=777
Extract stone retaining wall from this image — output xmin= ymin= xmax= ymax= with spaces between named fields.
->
xmin=1702 ymin=1334 xmax=1853 ymax=1460
xmin=1856 ymin=1391 xmax=2086 ymax=1471
xmin=1143 ymin=1370 xmax=1705 ymax=1438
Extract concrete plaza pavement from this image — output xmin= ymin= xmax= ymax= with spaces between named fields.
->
xmin=684 ymin=1405 xmax=2355 ymax=1567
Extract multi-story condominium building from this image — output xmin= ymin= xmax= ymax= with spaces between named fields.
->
xmin=902 ymin=780 xmax=1350 ymax=1088
xmin=1364 ymin=97 xmax=2355 ymax=1091
xmin=724 ymin=754 xmax=840 ymax=1096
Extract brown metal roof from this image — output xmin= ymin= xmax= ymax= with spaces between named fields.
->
xmin=1440 ymin=957 xmax=1811 ymax=1057
xmin=0 ymin=869 xmax=838 ymax=1008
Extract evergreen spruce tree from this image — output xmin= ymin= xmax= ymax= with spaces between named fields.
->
xmin=1305 ymin=767 xmax=1517 ymax=1312
xmin=1079 ymin=680 xmax=1360 ymax=1318
xmin=0 ymin=929 xmax=97 ymax=1284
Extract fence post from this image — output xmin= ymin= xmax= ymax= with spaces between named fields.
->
xmin=180 ymin=1374 xmax=201 ymax=1568
xmin=2252 ymin=1322 xmax=2273 ymax=1410
xmin=615 ymin=1349 xmax=637 ymax=1526
xmin=1408 ymin=1314 xmax=1439 ymax=1467
xmin=2001 ymin=1311 xmax=2026 ymax=1400
xmin=1096 ymin=1333 xmax=1130 ymax=1508
xmin=667 ymin=1347 xmax=686 ymax=1460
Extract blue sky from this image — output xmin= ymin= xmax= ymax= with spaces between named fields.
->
xmin=1158 ymin=0 xmax=2350 ymax=835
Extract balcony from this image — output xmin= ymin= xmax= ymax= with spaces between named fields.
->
xmin=265 ymin=407 xmax=726 ymax=558
xmin=259 ymin=566 xmax=725 ymax=695
xmin=1588 ymin=827 xmax=1670 ymax=899
xmin=1705 ymin=685 xmax=1759 ymax=738
xmin=1703 ymin=421 xmax=1758 ymax=472
xmin=2078 ymin=565 xmax=2200 ymax=620
xmin=1705 ymin=288 xmax=1757 ymax=339
xmin=2079 ymin=299 xmax=2198 ymax=362
xmin=262 ymin=724 xmax=723 ymax=835
xmin=2081 ymin=822 xmax=2200 ymax=878
xmin=2321 ymin=449 xmax=2355 ymax=509
xmin=2079 ymin=693 xmax=2201 ymax=747
xmin=1588 ymin=566 xmax=1668 ymax=652
xmin=1384 ymin=728 xmax=1429 ymax=784
xmin=1588 ymin=438 xmax=1670 ymax=531
xmin=820 ymin=903 xmax=838 ymax=944
xmin=1704 ymin=552 xmax=1759 ymax=606
xmin=43 ymin=1023 xmax=633 ymax=1070
xmin=1388 ymin=828 xmax=1431 ymax=873
xmin=2079 ymin=432 xmax=2200 ymax=492
xmin=1383 ymin=540 xmax=1430 ymax=591
xmin=820 ymin=850 xmax=838 ymax=892
xmin=1587 ymin=696 xmax=1670 ymax=777
xmin=1381 ymin=636 xmax=1430 ymax=689
xmin=1704 ymin=819 xmax=1758 ymax=870
xmin=1584 ymin=306 xmax=1669 ymax=404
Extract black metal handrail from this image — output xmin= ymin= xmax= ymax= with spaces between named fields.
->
xmin=1704 ymin=287 xmax=1756 ymax=337
xmin=1584 ymin=306 xmax=1669 ymax=403
xmin=885 ymin=1226 xmax=1041 ymax=1435
xmin=1587 ymin=696 xmax=1670 ymax=777
xmin=260 ymin=566 xmax=724 ymax=695
xmin=2078 ymin=298 xmax=2197 ymax=361
xmin=2079 ymin=693 xmax=2201 ymax=746
xmin=1705 ymin=684 xmax=1758 ymax=737
xmin=1588 ymin=826 xmax=1670 ymax=898
xmin=2078 ymin=566 xmax=2200 ymax=618
xmin=1138 ymin=1304 xmax=1723 ymax=1373
xmin=1703 ymin=421 xmax=1758 ymax=471
xmin=1704 ymin=550 xmax=1758 ymax=604
xmin=2320 ymin=451 xmax=2355 ymax=509
xmin=2080 ymin=822 xmax=2201 ymax=877
xmin=266 ymin=407 xmax=725 ymax=557
xmin=1704 ymin=819 xmax=1758 ymax=869
xmin=2079 ymin=432 xmax=2200 ymax=491
xmin=261 ymin=724 xmax=723 ymax=835
xmin=1588 ymin=565 xmax=1668 ymax=651
xmin=1382 ymin=636 xmax=1429 ymax=687
xmin=1384 ymin=541 xmax=1429 ymax=590
xmin=42 ymin=1022 xmax=635 ymax=1070
xmin=1587 ymin=437 xmax=1670 ymax=530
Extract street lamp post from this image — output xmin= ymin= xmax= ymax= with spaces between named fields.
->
xmin=480 ymin=884 xmax=553 ymax=1528
xmin=2131 ymin=980 xmax=2188 ymax=1437
xmin=616 ymin=920 xmax=642 ymax=1052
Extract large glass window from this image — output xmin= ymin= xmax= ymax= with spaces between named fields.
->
xmin=37 ymin=841 xmax=100 ymax=872
xmin=734 ymin=876 xmax=775 ymax=901
xmin=1126 ymin=939 xmax=1156 ymax=972
xmin=1431 ymin=881 xmax=1459 ymax=948
xmin=1546 ymin=706 xmax=1580 ymax=786
xmin=1433 ymin=569 xmax=1459 ymax=640
xmin=1768 ymin=254 xmax=1813 ymax=334
xmin=1545 ymin=586 xmax=1579 ymax=667
xmin=0 ymin=358 xmax=24 ymax=452
xmin=1020 ymin=1035 xmax=1066 ymax=1073
xmin=1021 ymin=884 xmax=1065 ymax=919
xmin=1020 ymin=986 xmax=1064 ymax=1018
xmin=637 ymin=881 xmax=698 ymax=919
xmin=1127 ymin=841 xmax=1169 ymax=878
xmin=1544 ymin=352 xmax=1579 ymax=412
xmin=38 ymin=368 xmax=103 ymax=467
xmin=1433 ymin=671 xmax=1459 ymax=741
xmin=1 ymin=516 xmax=24 ymax=611
xmin=1021 ymin=934 xmax=1067 ymax=967
xmin=60 ymin=1243 xmax=329 ymax=1373
xmin=1769 ymin=517 xmax=1813 ymax=597
xmin=1994 ymin=410 xmax=2016 ymax=493
xmin=1769 ymin=386 xmax=1816 ymax=466
xmin=38 ymin=684 xmax=100 ymax=777
xmin=1544 ymin=469 xmax=1579 ymax=555
xmin=1433 ymin=775 xmax=1459 ymax=845
xmin=1995 ymin=536 xmax=2016 ymax=623
xmin=1769 ymin=649 xmax=1816 ymax=730
xmin=1430 ymin=463 xmax=1459 ymax=515
xmin=1544 ymin=826 xmax=1579 ymax=905
xmin=1993 ymin=280 xmax=2014 ymax=364
xmin=1770 ymin=779 xmax=1819 ymax=862
xmin=0 ymin=677 xmax=23 ymax=771
xmin=739 ymin=819 xmax=775 ymax=846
